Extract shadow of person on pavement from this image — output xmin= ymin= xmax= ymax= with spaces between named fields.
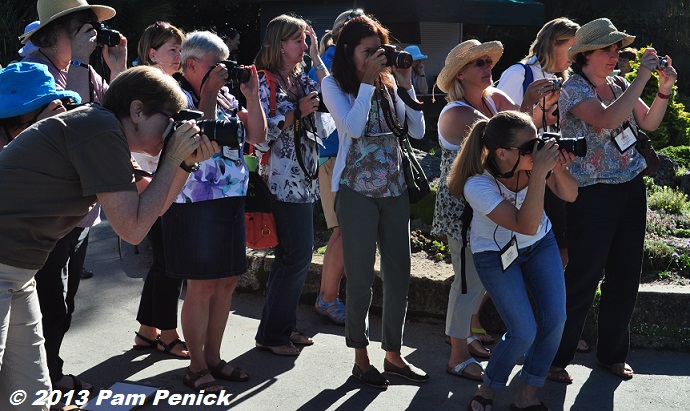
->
xmin=294 ymin=378 xmax=385 ymax=411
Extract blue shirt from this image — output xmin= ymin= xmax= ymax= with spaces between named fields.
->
xmin=308 ymin=46 xmax=339 ymax=158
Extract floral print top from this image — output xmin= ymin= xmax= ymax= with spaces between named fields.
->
xmin=257 ymin=71 xmax=320 ymax=203
xmin=559 ymin=74 xmax=647 ymax=187
xmin=173 ymin=87 xmax=248 ymax=203
xmin=340 ymin=91 xmax=405 ymax=197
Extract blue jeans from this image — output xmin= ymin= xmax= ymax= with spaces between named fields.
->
xmin=472 ymin=231 xmax=565 ymax=390
xmin=255 ymin=200 xmax=314 ymax=346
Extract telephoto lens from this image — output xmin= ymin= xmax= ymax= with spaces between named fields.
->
xmin=197 ymin=118 xmax=244 ymax=149
xmin=218 ymin=60 xmax=251 ymax=85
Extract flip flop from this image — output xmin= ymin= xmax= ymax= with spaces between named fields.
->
xmin=255 ymin=341 xmax=301 ymax=356
xmin=547 ymin=366 xmax=573 ymax=384
xmin=600 ymin=361 xmax=634 ymax=380
xmin=446 ymin=358 xmax=484 ymax=382
xmin=132 ymin=331 xmax=158 ymax=350
xmin=289 ymin=329 xmax=314 ymax=346
xmin=471 ymin=327 xmax=495 ymax=345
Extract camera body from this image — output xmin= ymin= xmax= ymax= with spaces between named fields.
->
xmin=217 ymin=60 xmax=251 ymax=86
xmin=380 ymin=45 xmax=413 ymax=69
xmin=90 ymin=22 xmax=121 ymax=47
xmin=170 ymin=109 xmax=244 ymax=149
xmin=551 ymin=78 xmax=562 ymax=91
xmin=657 ymin=55 xmax=668 ymax=70
xmin=541 ymin=131 xmax=587 ymax=157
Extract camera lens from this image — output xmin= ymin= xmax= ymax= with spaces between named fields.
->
xmin=197 ymin=118 xmax=243 ymax=149
xmin=381 ymin=45 xmax=413 ymax=69
xmin=657 ymin=56 xmax=668 ymax=70
xmin=558 ymin=137 xmax=587 ymax=157
xmin=228 ymin=67 xmax=251 ymax=85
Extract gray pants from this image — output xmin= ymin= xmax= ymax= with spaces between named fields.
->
xmin=336 ymin=185 xmax=411 ymax=351
xmin=0 ymin=263 xmax=50 ymax=411
xmin=445 ymin=236 xmax=485 ymax=339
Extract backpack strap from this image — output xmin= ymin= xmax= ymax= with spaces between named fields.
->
xmin=459 ymin=201 xmax=474 ymax=294
xmin=259 ymin=69 xmax=278 ymax=117
xmin=520 ymin=63 xmax=534 ymax=96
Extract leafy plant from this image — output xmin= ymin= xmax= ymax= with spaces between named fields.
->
xmin=647 ymin=186 xmax=689 ymax=214
xmin=659 ymin=145 xmax=690 ymax=169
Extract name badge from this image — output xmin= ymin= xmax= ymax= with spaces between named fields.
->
xmin=499 ymin=235 xmax=519 ymax=272
xmin=613 ymin=126 xmax=637 ymax=153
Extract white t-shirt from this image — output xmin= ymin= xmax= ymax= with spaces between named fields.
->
xmin=463 ymin=170 xmax=551 ymax=253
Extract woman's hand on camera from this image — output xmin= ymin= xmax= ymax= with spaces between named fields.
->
xmin=523 ymin=78 xmax=558 ymax=108
xmin=164 ymin=120 xmax=202 ymax=164
xmin=531 ymin=138 xmax=560 ymax=179
xmin=299 ymin=91 xmax=320 ymax=117
xmin=657 ymin=55 xmax=678 ymax=92
xmin=362 ymin=49 xmax=387 ymax=85
xmin=240 ymin=65 xmax=260 ymax=101
xmin=70 ymin=23 xmax=98 ymax=62
xmin=552 ymin=149 xmax=575 ymax=175
xmin=392 ymin=65 xmax=413 ymax=90
xmin=102 ymin=34 xmax=128 ymax=76
xmin=638 ymin=48 xmax=660 ymax=75
xmin=186 ymin=133 xmax=218 ymax=165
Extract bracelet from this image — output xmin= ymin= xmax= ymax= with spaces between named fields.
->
xmin=70 ymin=60 xmax=89 ymax=69
xmin=657 ymin=91 xmax=671 ymax=100
xmin=179 ymin=161 xmax=200 ymax=173
xmin=315 ymin=63 xmax=326 ymax=71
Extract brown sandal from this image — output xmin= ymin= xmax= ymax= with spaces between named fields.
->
xmin=210 ymin=360 xmax=250 ymax=382
xmin=547 ymin=366 xmax=573 ymax=384
xmin=182 ymin=368 xmax=222 ymax=392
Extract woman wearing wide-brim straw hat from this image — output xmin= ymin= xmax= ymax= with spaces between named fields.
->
xmin=432 ymin=39 xmax=560 ymax=405
xmin=21 ymin=0 xmax=127 ymax=104
xmin=548 ymin=17 xmax=677 ymax=385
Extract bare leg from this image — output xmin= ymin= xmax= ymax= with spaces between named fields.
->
xmin=135 ymin=324 xmax=158 ymax=346
xmin=203 ymin=276 xmax=238 ymax=367
xmin=319 ymin=227 xmax=344 ymax=302
xmin=448 ymin=336 xmax=483 ymax=379
xmin=471 ymin=294 xmax=495 ymax=344
xmin=355 ymin=347 xmax=373 ymax=371
xmin=513 ymin=383 xmax=545 ymax=409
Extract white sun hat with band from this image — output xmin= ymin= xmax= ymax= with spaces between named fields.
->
xmin=436 ymin=39 xmax=503 ymax=93
xmin=20 ymin=0 xmax=116 ymax=44
xmin=567 ymin=18 xmax=635 ymax=60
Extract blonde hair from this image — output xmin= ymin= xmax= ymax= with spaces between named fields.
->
xmin=319 ymin=8 xmax=364 ymax=54
xmin=525 ymin=17 xmax=579 ymax=77
xmin=448 ymin=111 xmax=534 ymax=198
xmin=254 ymin=14 xmax=308 ymax=73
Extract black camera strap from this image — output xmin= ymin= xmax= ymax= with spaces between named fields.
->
xmin=379 ymin=81 xmax=408 ymax=138
xmin=290 ymin=74 xmax=319 ymax=181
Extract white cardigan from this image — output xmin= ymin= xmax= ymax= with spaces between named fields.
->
xmin=321 ymin=75 xmax=425 ymax=192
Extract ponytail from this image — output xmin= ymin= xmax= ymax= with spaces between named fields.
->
xmin=448 ymin=119 xmax=489 ymax=198
xmin=319 ymin=31 xmax=333 ymax=55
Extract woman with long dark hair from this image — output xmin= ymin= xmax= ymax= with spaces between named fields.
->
xmin=321 ymin=15 xmax=426 ymax=389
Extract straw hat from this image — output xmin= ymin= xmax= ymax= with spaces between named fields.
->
xmin=0 ymin=63 xmax=81 ymax=119
xmin=436 ymin=39 xmax=503 ymax=93
xmin=20 ymin=0 xmax=116 ymax=44
xmin=567 ymin=18 xmax=634 ymax=60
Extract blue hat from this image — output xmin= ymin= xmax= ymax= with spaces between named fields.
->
xmin=18 ymin=21 xmax=40 ymax=57
xmin=404 ymin=45 xmax=428 ymax=61
xmin=0 ymin=63 xmax=82 ymax=119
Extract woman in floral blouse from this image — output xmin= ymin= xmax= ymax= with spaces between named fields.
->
xmin=253 ymin=14 xmax=328 ymax=356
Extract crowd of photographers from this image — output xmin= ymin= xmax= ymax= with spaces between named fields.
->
xmin=0 ymin=0 xmax=679 ymax=410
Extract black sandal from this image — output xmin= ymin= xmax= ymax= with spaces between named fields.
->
xmin=182 ymin=368 xmax=221 ymax=392
xmin=132 ymin=331 xmax=158 ymax=350
xmin=157 ymin=337 xmax=190 ymax=359
xmin=468 ymin=395 xmax=493 ymax=411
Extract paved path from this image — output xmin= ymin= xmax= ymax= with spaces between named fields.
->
xmin=49 ymin=222 xmax=690 ymax=410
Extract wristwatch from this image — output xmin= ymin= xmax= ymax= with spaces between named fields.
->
xmin=315 ymin=63 xmax=326 ymax=71
xmin=179 ymin=161 xmax=200 ymax=173
xmin=70 ymin=60 xmax=89 ymax=69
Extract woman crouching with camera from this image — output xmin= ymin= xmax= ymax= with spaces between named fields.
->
xmin=447 ymin=111 xmax=577 ymax=411
xmin=321 ymin=15 xmax=426 ymax=389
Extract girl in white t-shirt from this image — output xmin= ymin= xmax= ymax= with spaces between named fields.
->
xmin=448 ymin=110 xmax=578 ymax=411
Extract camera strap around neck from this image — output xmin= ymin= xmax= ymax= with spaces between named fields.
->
xmin=379 ymin=82 xmax=408 ymax=138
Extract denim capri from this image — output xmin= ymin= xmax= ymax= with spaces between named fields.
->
xmin=162 ymin=196 xmax=247 ymax=279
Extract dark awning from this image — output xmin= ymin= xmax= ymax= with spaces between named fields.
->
xmin=362 ymin=0 xmax=545 ymax=42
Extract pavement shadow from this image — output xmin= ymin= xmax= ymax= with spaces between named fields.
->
xmin=294 ymin=378 xmax=385 ymax=411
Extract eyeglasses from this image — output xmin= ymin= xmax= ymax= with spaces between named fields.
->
xmin=470 ymin=58 xmax=493 ymax=68
xmin=150 ymin=107 xmax=175 ymax=121
xmin=507 ymin=138 xmax=540 ymax=156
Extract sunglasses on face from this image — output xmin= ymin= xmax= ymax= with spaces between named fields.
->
xmin=470 ymin=58 xmax=493 ymax=68
xmin=507 ymin=138 xmax=541 ymax=156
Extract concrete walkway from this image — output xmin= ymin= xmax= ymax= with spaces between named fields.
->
xmin=50 ymin=222 xmax=690 ymax=410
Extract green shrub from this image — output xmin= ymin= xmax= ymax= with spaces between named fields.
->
xmin=410 ymin=184 xmax=437 ymax=225
xmin=648 ymin=186 xmax=689 ymax=214
xmin=659 ymin=145 xmax=690 ymax=168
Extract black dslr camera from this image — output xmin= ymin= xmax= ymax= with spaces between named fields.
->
xmin=217 ymin=60 xmax=251 ymax=87
xmin=90 ymin=22 xmax=121 ymax=47
xmin=169 ymin=109 xmax=244 ymax=149
xmin=541 ymin=131 xmax=587 ymax=157
xmin=380 ymin=45 xmax=413 ymax=69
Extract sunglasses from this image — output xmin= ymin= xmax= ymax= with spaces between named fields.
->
xmin=507 ymin=138 xmax=541 ymax=156
xmin=347 ymin=9 xmax=365 ymax=21
xmin=470 ymin=58 xmax=493 ymax=68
